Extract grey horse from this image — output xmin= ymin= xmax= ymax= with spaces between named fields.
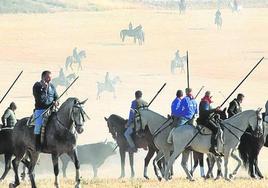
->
xmin=9 ymin=98 xmax=88 ymax=188
xmin=120 ymin=25 xmax=145 ymax=45
xmin=170 ymin=55 xmax=187 ymax=74
xmin=52 ymin=73 xmax=76 ymax=90
xmin=165 ymin=109 xmax=262 ymax=181
xmin=96 ymin=76 xmax=122 ymax=100
xmin=65 ymin=50 xmax=86 ymax=71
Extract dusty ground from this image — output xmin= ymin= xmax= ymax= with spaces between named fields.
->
xmin=0 ymin=5 xmax=268 ymax=187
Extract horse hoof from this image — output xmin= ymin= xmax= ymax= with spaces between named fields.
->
xmin=229 ymin=174 xmax=234 ymax=179
xmin=118 ymin=176 xmax=125 ymax=179
xmin=157 ymin=177 xmax=162 ymax=182
xmin=144 ymin=175 xmax=149 ymax=180
xmin=9 ymin=183 xmax=15 ymax=188
xmin=225 ymin=178 xmax=231 ymax=182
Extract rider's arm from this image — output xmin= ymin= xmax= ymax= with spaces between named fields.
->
xmin=227 ymin=101 xmax=236 ymax=116
xmin=1 ymin=109 xmax=10 ymax=126
xmin=127 ymin=101 xmax=137 ymax=126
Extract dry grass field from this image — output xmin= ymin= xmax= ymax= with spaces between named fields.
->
xmin=0 ymin=1 xmax=268 ymax=187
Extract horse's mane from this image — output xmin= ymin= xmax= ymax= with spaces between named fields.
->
xmin=58 ymin=97 xmax=78 ymax=112
xmin=225 ymin=110 xmax=254 ymax=123
xmin=140 ymin=108 xmax=167 ymax=120
xmin=109 ymin=114 xmax=127 ymax=128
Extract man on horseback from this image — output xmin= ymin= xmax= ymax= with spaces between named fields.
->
xmin=176 ymin=88 xmax=198 ymax=126
xmin=198 ymin=91 xmax=222 ymax=156
xmin=73 ymin=47 xmax=78 ymax=62
xmin=171 ymin=90 xmax=183 ymax=125
xmin=1 ymin=102 xmax=17 ymax=129
xmin=227 ymin=93 xmax=244 ymax=118
xmin=33 ymin=70 xmax=59 ymax=151
xmin=129 ymin=22 xmax=133 ymax=31
xmin=124 ymin=90 xmax=148 ymax=152
xmin=58 ymin=68 xmax=65 ymax=83
xmin=104 ymin=72 xmax=112 ymax=89
xmin=175 ymin=50 xmax=180 ymax=61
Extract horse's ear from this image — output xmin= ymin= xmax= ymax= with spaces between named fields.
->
xmin=223 ymin=107 xmax=227 ymax=112
xmin=104 ymin=117 xmax=108 ymax=121
xmin=79 ymin=98 xmax=88 ymax=105
xmin=257 ymin=108 xmax=262 ymax=113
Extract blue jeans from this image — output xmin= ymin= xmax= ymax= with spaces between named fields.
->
xmin=34 ymin=109 xmax=46 ymax=135
xmin=124 ymin=127 xmax=135 ymax=148
xmin=177 ymin=116 xmax=190 ymax=127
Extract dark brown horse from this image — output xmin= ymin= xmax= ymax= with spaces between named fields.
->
xmin=105 ymin=114 xmax=163 ymax=180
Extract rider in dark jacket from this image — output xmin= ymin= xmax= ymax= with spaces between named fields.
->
xmin=227 ymin=93 xmax=244 ymax=118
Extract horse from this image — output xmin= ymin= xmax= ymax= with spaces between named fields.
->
xmin=104 ymin=114 xmax=163 ymax=180
xmin=164 ymin=109 xmax=262 ymax=181
xmin=52 ymin=73 xmax=76 ymax=90
xmin=65 ymin=50 xmax=86 ymax=71
xmin=237 ymin=113 xmax=268 ymax=179
xmin=120 ymin=25 xmax=145 ymax=45
xmin=96 ymin=76 xmax=121 ymax=100
xmin=178 ymin=0 xmax=186 ymax=14
xmin=170 ymin=55 xmax=186 ymax=74
xmin=9 ymin=98 xmax=88 ymax=188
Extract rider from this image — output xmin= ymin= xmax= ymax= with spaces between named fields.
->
xmin=104 ymin=72 xmax=112 ymax=88
xmin=124 ymin=90 xmax=148 ymax=152
xmin=33 ymin=71 xmax=59 ymax=151
xmin=171 ymin=90 xmax=183 ymax=125
xmin=177 ymin=88 xmax=198 ymax=126
xmin=73 ymin=47 xmax=78 ymax=62
xmin=129 ymin=22 xmax=133 ymax=31
xmin=215 ymin=9 xmax=221 ymax=24
xmin=59 ymin=68 xmax=65 ymax=83
xmin=198 ymin=91 xmax=222 ymax=156
xmin=264 ymin=100 xmax=268 ymax=122
xmin=175 ymin=50 xmax=180 ymax=61
xmin=1 ymin=102 xmax=17 ymax=129
xmin=227 ymin=93 xmax=244 ymax=118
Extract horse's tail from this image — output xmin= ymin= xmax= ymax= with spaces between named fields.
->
xmin=120 ymin=30 xmax=124 ymax=40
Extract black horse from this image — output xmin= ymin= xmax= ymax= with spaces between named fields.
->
xmin=237 ymin=113 xmax=267 ymax=179
xmin=0 ymin=128 xmax=14 ymax=180
xmin=9 ymin=98 xmax=88 ymax=188
xmin=105 ymin=114 xmax=163 ymax=180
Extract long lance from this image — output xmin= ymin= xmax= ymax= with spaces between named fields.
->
xmin=33 ymin=76 xmax=79 ymax=121
xmin=147 ymin=83 xmax=167 ymax=107
xmin=183 ymin=57 xmax=265 ymax=151
xmin=0 ymin=70 xmax=23 ymax=104
xmin=186 ymin=51 xmax=190 ymax=89
xmin=195 ymin=86 xmax=205 ymax=99
xmin=219 ymin=57 xmax=264 ymax=108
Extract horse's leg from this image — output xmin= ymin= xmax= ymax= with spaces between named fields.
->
xmin=20 ymin=164 xmax=26 ymax=181
xmin=61 ymin=158 xmax=69 ymax=178
xmin=249 ymin=154 xmax=256 ymax=178
xmin=181 ymin=150 xmax=194 ymax=181
xmin=229 ymin=149 xmax=242 ymax=179
xmin=153 ymin=151 xmax=164 ymax=181
xmin=199 ymin=153 xmax=205 ymax=178
xmin=205 ymin=154 xmax=214 ymax=179
xmin=224 ymin=149 xmax=231 ymax=181
xmin=119 ymin=148 xmax=126 ymax=178
xmin=190 ymin=152 xmax=198 ymax=176
xmin=143 ymin=146 xmax=155 ymax=180
xmin=10 ymin=156 xmax=23 ymax=187
xmin=92 ymin=165 xmax=98 ymax=178
xmin=164 ymin=148 xmax=183 ymax=181
xmin=27 ymin=152 xmax=39 ymax=188
xmin=0 ymin=154 xmax=12 ymax=181
xmin=254 ymin=158 xmax=264 ymax=179
xmin=129 ymin=152 xmax=135 ymax=178
xmin=51 ymin=154 xmax=60 ymax=188
xmin=67 ymin=150 xmax=81 ymax=188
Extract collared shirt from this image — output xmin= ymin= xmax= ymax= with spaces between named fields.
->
xmin=1 ymin=108 xmax=17 ymax=127
xmin=177 ymin=95 xmax=198 ymax=119
xmin=33 ymin=81 xmax=58 ymax=110
xmin=127 ymin=99 xmax=148 ymax=127
xmin=171 ymin=97 xmax=182 ymax=117
xmin=227 ymin=99 xmax=242 ymax=118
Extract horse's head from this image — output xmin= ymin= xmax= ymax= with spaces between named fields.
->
xmin=71 ymin=98 xmax=88 ymax=134
xmin=79 ymin=50 xmax=86 ymax=58
xmin=132 ymin=108 xmax=149 ymax=134
xmin=248 ymin=108 xmax=263 ymax=137
xmin=105 ymin=117 xmax=116 ymax=139
xmin=216 ymin=107 xmax=227 ymax=120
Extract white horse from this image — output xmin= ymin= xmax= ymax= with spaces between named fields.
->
xmin=170 ymin=56 xmax=186 ymax=74
xmin=65 ymin=50 xmax=86 ymax=71
xmin=96 ymin=76 xmax=122 ymax=100
xmin=165 ymin=109 xmax=262 ymax=181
